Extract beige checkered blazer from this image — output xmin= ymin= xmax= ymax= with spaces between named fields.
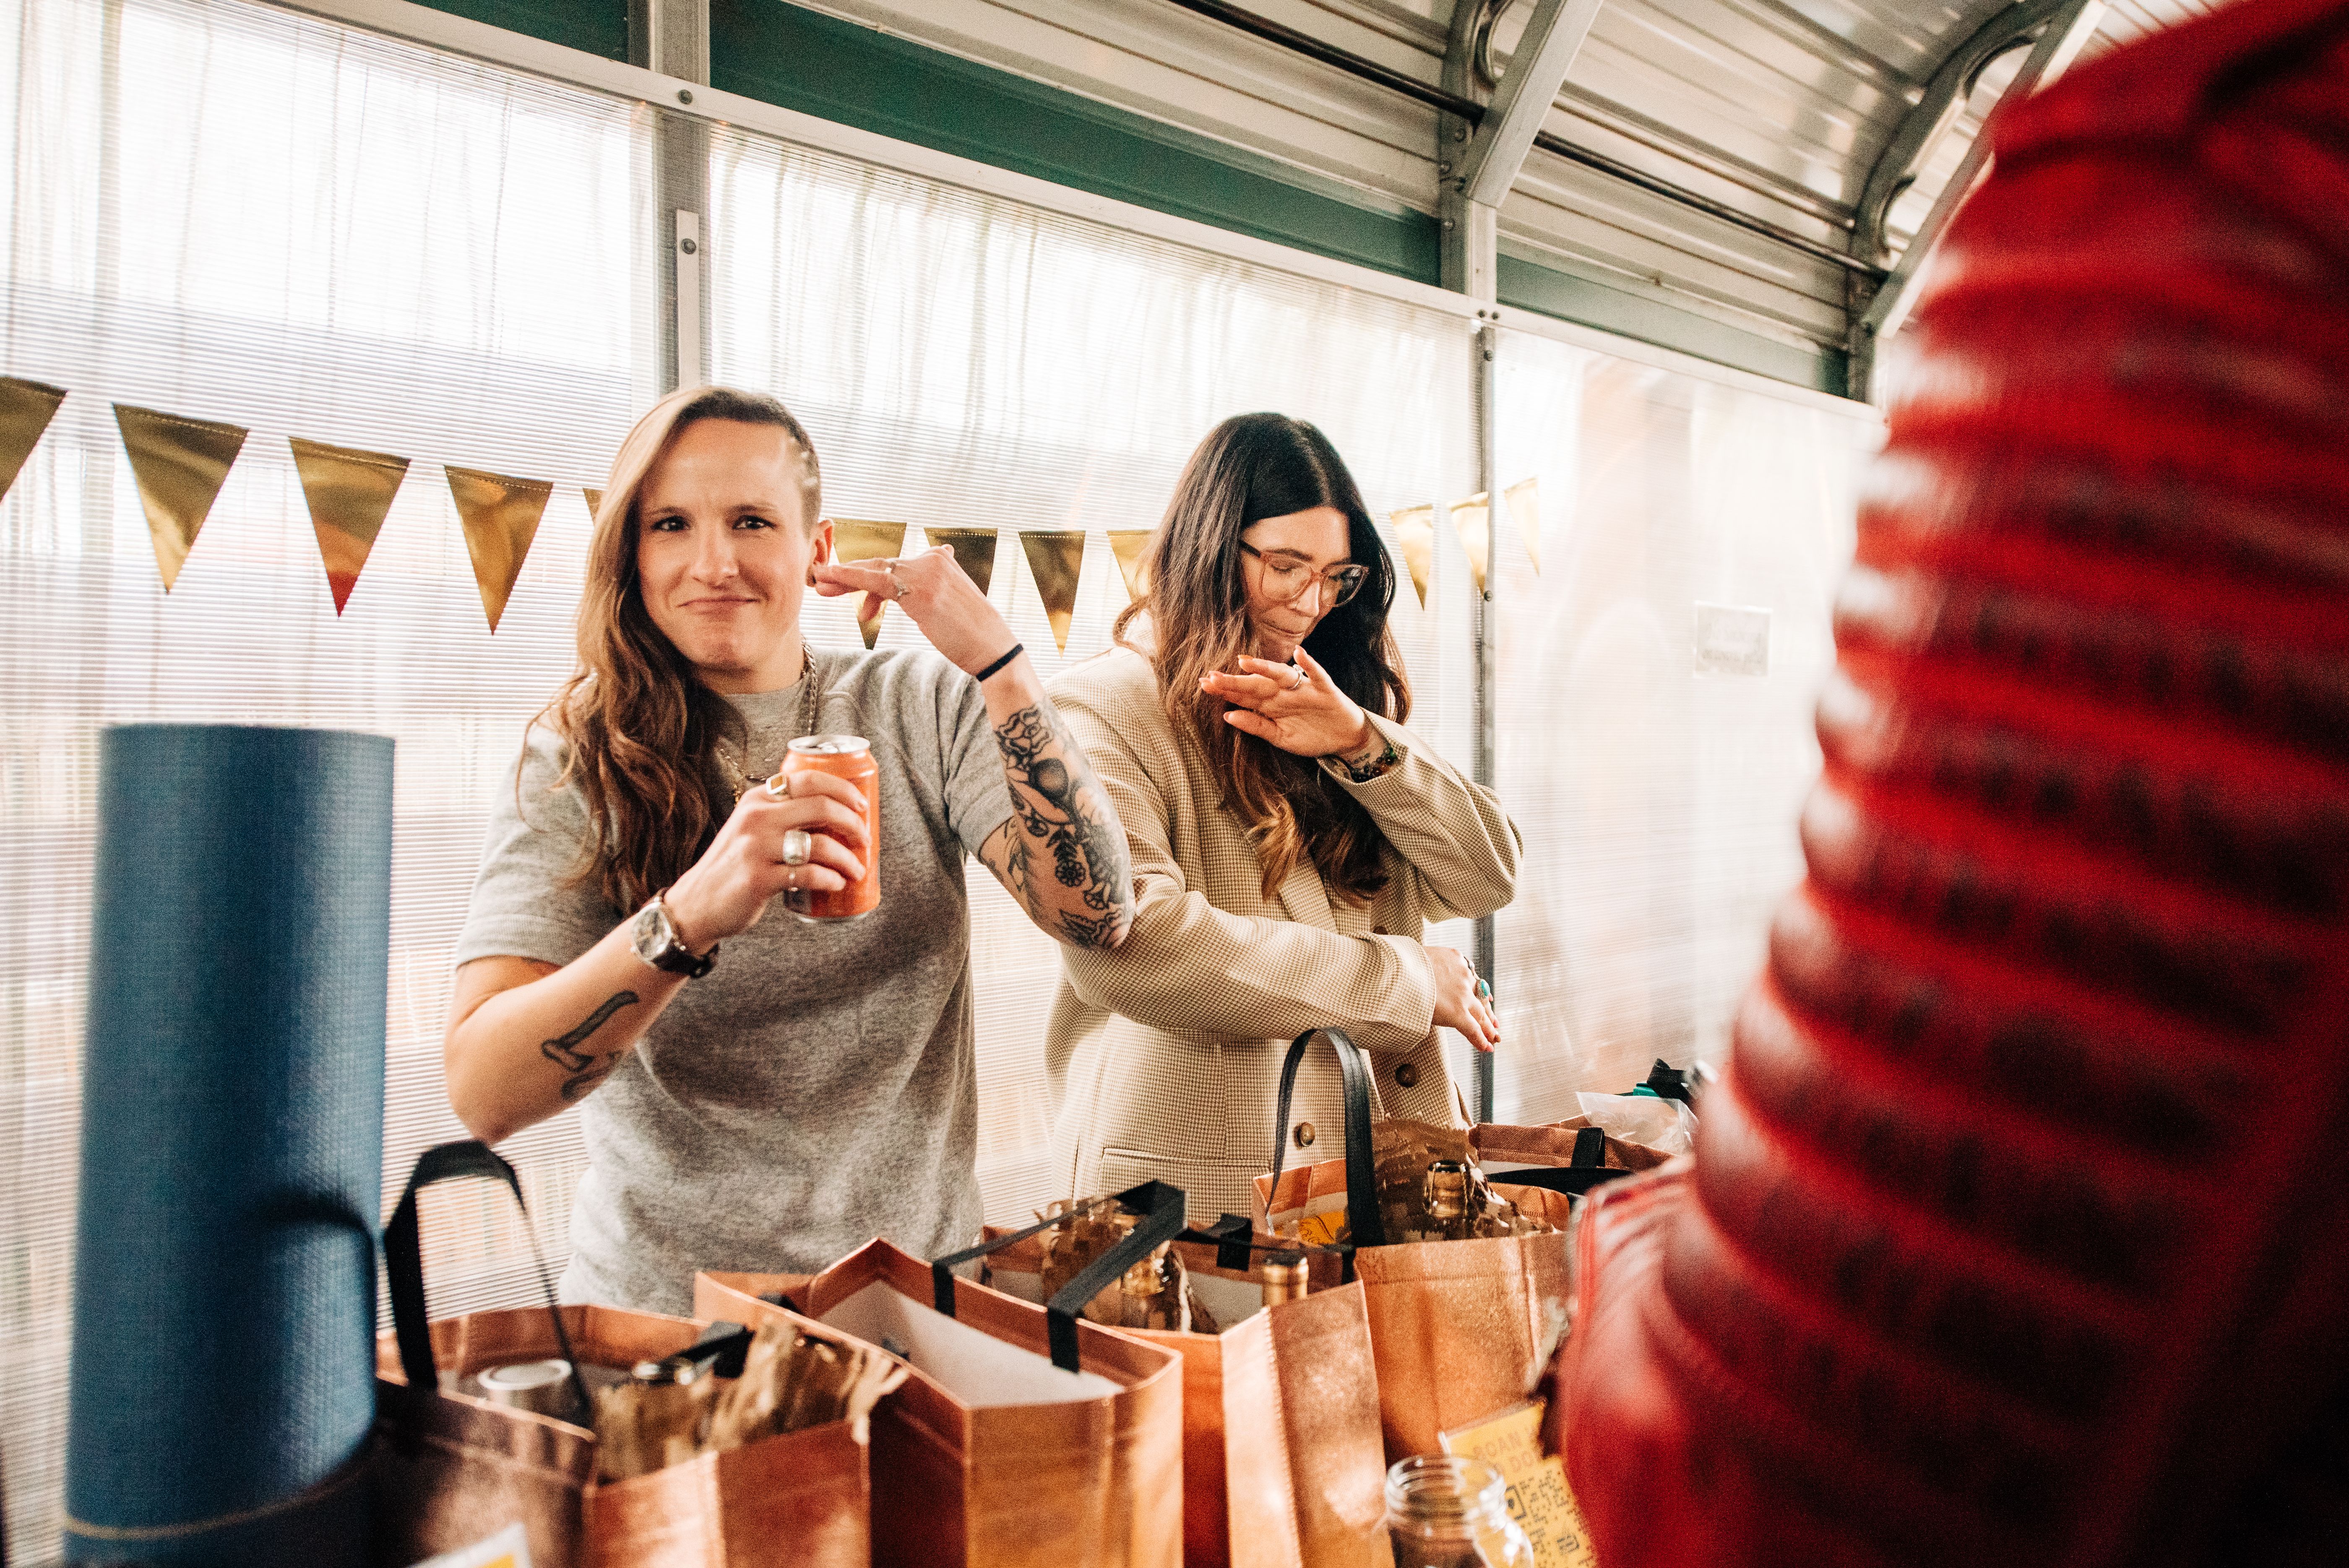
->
xmin=1044 ymin=645 xmax=1522 ymax=1222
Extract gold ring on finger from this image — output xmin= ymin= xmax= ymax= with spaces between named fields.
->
xmin=764 ymin=771 xmax=792 ymax=799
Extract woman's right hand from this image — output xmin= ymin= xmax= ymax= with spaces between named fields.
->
xmin=1427 ymin=945 xmax=1500 ymax=1051
xmin=662 ymin=771 xmax=870 ymax=949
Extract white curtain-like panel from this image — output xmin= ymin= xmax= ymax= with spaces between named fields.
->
xmin=0 ymin=0 xmax=653 ymax=1557
xmin=1489 ymin=329 xmax=1877 ymax=1119
xmin=705 ymin=127 xmax=1479 ymax=1219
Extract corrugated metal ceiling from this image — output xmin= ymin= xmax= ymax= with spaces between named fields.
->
xmin=792 ymin=0 xmax=2216 ymax=381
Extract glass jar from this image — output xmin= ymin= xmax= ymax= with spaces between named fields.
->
xmin=1383 ymin=1455 xmax=1536 ymax=1568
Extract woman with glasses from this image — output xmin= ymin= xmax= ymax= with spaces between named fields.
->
xmin=1043 ymin=413 xmax=1521 ymax=1219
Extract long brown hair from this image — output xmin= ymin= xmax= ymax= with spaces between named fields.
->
xmin=538 ymin=385 xmax=823 ymax=914
xmin=1115 ymin=414 xmax=1410 ymax=904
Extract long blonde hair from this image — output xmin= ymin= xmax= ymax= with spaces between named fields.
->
xmin=1115 ymin=414 xmax=1409 ymax=904
xmin=538 ymin=385 xmax=823 ymax=913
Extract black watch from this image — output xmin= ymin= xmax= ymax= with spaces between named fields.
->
xmin=631 ymin=893 xmax=717 ymax=978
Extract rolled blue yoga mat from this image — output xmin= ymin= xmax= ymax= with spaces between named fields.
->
xmin=66 ymin=725 xmax=391 ymax=1565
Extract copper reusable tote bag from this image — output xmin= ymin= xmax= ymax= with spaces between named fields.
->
xmin=695 ymin=1180 xmax=1188 ymax=1568
xmin=370 ymin=1140 xmax=874 ymax=1568
xmin=1254 ymin=1029 xmax=1574 ymax=1463
xmin=972 ymin=1209 xmax=1387 ymax=1568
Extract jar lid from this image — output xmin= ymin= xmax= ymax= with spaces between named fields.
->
xmin=478 ymin=1359 xmax=570 ymax=1393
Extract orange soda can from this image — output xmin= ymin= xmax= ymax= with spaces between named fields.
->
xmin=780 ymin=735 xmax=880 ymax=922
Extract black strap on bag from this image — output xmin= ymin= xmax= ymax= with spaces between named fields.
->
xmin=929 ymin=1179 xmax=1188 ymax=1373
xmin=1185 ymin=1213 xmax=1258 ymax=1274
xmin=1641 ymin=1058 xmax=1701 ymax=1104
xmin=383 ymin=1139 xmax=594 ymax=1426
xmin=1172 ymin=1218 xmax=1351 ymax=1287
xmin=1487 ymin=1125 xmax=1635 ymax=1198
xmin=1266 ymin=1027 xmax=1387 ymax=1266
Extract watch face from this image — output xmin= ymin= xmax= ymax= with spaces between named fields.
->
xmin=631 ymin=899 xmax=677 ymax=966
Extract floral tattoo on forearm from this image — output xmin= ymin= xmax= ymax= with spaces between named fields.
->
xmin=992 ymin=701 xmax=1131 ymax=948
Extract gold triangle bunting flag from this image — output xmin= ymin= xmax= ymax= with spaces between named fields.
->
xmin=1447 ymin=492 xmax=1492 ymax=596
xmin=1389 ymin=505 xmax=1435 ymax=609
xmin=1019 ymin=530 xmax=1086 ymax=652
xmin=584 ymin=487 xmax=604 ymax=522
xmin=447 ymin=465 xmax=552 ymax=633
xmin=923 ymin=527 xmax=998 ymax=598
xmin=1505 ymin=477 xmax=1541 ymax=575
xmin=831 ymin=518 xmax=909 ymax=648
xmin=0 ymin=378 xmax=66 ymax=505
xmin=1106 ymin=529 xmax=1152 ymax=604
xmin=290 ymin=437 xmax=409 ymax=614
xmin=115 ymin=404 xmax=247 ymax=592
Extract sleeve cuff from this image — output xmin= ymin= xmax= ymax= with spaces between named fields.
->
xmin=1318 ymin=713 xmax=1411 ymax=789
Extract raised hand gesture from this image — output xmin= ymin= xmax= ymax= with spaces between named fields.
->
xmin=1201 ymin=646 xmax=1371 ymax=758
xmin=811 ymin=543 xmax=1016 ymax=675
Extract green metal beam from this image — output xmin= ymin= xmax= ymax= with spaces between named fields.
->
xmin=420 ymin=0 xmax=628 ymax=59
xmin=403 ymin=0 xmax=1849 ymax=396
xmin=709 ymin=0 xmax=1441 ymax=284
xmin=1499 ymin=254 xmax=1848 ymax=396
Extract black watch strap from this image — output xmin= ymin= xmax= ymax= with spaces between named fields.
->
xmin=648 ymin=938 xmax=716 ymax=979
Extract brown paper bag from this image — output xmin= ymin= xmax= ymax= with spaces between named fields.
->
xmin=697 ymin=1227 xmax=1185 ymax=1568
xmin=977 ymin=1221 xmax=1386 ymax=1568
xmin=371 ymin=1141 xmax=873 ymax=1568
xmin=1254 ymin=1031 xmax=1575 ymax=1463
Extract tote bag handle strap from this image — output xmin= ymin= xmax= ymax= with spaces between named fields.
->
xmin=1484 ymin=1125 xmax=1637 ymax=1198
xmin=383 ymin=1138 xmax=590 ymax=1424
xmin=929 ymin=1179 xmax=1188 ymax=1373
xmin=1176 ymin=1216 xmax=1350 ymax=1276
xmin=1267 ymin=1027 xmax=1387 ymax=1252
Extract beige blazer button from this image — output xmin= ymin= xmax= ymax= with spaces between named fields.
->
xmin=1395 ymin=1062 xmax=1420 ymax=1089
xmin=1294 ymin=1122 xmax=1317 ymax=1148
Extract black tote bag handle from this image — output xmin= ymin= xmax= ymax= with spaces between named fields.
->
xmin=929 ymin=1179 xmax=1188 ymax=1373
xmin=1485 ymin=1123 xmax=1637 ymax=1198
xmin=383 ymin=1138 xmax=591 ymax=1425
xmin=1265 ymin=1027 xmax=1387 ymax=1254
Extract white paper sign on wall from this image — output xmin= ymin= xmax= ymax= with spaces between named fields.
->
xmin=1693 ymin=602 xmax=1771 ymax=677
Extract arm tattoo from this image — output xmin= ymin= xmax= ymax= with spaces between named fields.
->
xmin=540 ymin=990 xmax=639 ymax=1100
xmin=992 ymin=701 xmax=1131 ymax=946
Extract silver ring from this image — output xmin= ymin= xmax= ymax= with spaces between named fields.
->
xmin=780 ymin=828 xmax=814 ymax=866
xmin=886 ymin=564 xmax=908 ymax=601
xmin=1288 ymin=664 xmax=1308 ymax=690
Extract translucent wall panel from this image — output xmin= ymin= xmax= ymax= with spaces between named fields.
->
xmin=706 ymin=132 xmax=1478 ymax=1218
xmin=0 ymin=0 xmax=651 ymax=1556
xmin=1490 ymin=331 xmax=1878 ymax=1121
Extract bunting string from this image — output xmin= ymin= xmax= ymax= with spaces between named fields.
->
xmin=0 ymin=375 xmax=1527 ymax=651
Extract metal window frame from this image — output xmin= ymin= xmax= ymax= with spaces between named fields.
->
xmin=270 ymin=0 xmax=1880 ymax=1129
xmin=272 ymin=0 xmax=1868 ymax=417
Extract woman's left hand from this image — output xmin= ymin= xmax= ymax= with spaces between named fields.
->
xmin=1204 ymin=646 xmax=1370 ymax=758
xmin=813 ymin=544 xmax=1018 ymax=676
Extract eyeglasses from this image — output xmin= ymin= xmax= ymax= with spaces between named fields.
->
xmin=1239 ymin=542 xmax=1370 ymax=607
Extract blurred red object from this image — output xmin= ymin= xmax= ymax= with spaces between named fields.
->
xmin=1552 ymin=1 xmax=2349 ymax=1564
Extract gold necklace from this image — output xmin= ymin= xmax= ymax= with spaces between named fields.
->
xmin=713 ymin=647 xmax=820 ymax=801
